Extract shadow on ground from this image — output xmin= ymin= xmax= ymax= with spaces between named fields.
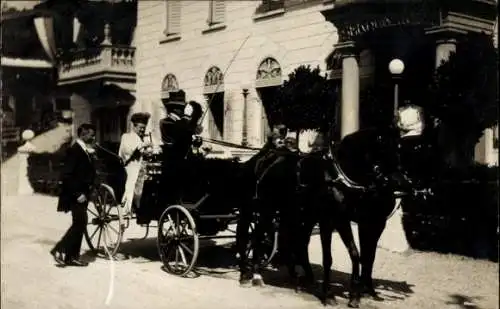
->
xmin=445 ymin=294 xmax=484 ymax=309
xmin=99 ymin=236 xmax=415 ymax=305
xmin=258 ymin=262 xmax=415 ymax=304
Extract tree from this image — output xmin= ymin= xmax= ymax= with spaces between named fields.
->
xmin=270 ymin=65 xmax=338 ymax=132
xmin=424 ymin=33 xmax=498 ymax=168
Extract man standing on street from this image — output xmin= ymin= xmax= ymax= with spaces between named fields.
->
xmin=50 ymin=123 xmax=97 ymax=267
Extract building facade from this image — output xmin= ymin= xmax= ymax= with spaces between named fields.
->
xmin=31 ymin=0 xmax=138 ymax=152
xmin=134 ymin=0 xmax=498 ymax=162
xmin=1 ymin=5 xmax=59 ymax=159
xmin=135 ymin=0 xmax=337 ymax=153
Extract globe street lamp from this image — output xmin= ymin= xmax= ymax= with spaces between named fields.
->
xmin=388 ymin=59 xmax=405 ymax=118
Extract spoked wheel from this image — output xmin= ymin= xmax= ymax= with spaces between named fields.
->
xmin=85 ymin=183 xmax=124 ymax=258
xmin=157 ymin=205 xmax=199 ymax=277
xmin=245 ymin=215 xmax=279 ymax=268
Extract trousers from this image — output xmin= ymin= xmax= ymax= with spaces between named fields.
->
xmin=54 ymin=202 xmax=88 ymax=259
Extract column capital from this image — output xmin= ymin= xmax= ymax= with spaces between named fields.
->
xmin=334 ymin=41 xmax=359 ymax=59
xmin=425 ymin=26 xmax=466 ymax=41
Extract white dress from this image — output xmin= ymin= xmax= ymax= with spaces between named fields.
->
xmin=118 ymin=131 xmax=144 ymax=213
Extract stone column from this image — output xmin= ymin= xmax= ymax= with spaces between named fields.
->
xmin=435 ymin=38 xmax=457 ymax=68
xmin=426 ymin=27 xmax=463 ymax=69
xmin=247 ymin=88 xmax=264 ymax=148
xmin=242 ymin=88 xmax=250 ymax=146
xmin=336 ymin=41 xmax=360 ymax=138
xmin=224 ymin=89 xmax=244 ymax=145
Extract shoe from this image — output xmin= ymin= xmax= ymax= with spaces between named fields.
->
xmin=64 ymin=259 xmax=89 ymax=267
xmin=50 ymin=248 xmax=65 ymax=265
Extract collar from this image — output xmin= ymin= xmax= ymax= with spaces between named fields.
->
xmin=76 ymin=139 xmax=95 ymax=154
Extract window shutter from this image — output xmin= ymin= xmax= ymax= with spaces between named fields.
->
xmin=166 ymin=0 xmax=181 ymax=35
xmin=208 ymin=0 xmax=225 ymax=25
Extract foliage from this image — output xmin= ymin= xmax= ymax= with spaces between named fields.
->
xmin=423 ymin=33 xmax=499 ymax=167
xmin=402 ymin=164 xmax=499 ymax=261
xmin=270 ymin=65 xmax=338 ymax=131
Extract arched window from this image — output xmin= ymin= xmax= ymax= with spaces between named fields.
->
xmin=203 ymin=66 xmax=224 ymax=94
xmin=256 ymin=57 xmax=282 ymax=88
xmin=160 ymin=73 xmax=179 ymax=99
xmin=255 ymin=57 xmax=282 ymax=141
xmin=203 ymin=66 xmax=224 ymax=139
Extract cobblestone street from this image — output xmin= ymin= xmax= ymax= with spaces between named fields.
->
xmin=1 ymin=194 xmax=498 ymax=309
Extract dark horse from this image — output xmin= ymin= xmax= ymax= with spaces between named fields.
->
xmin=235 ymin=136 xmax=363 ymax=307
xmin=238 ymin=125 xmax=433 ymax=308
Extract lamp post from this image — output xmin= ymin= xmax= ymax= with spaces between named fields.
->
xmin=242 ymin=87 xmax=249 ymax=147
xmin=388 ymin=59 xmax=405 ymax=118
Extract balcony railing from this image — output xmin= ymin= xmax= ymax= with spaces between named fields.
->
xmin=58 ymin=44 xmax=136 ymax=86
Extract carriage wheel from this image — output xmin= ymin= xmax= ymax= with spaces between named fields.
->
xmin=85 ymin=183 xmax=124 ymax=258
xmin=244 ymin=217 xmax=279 ymax=268
xmin=157 ymin=205 xmax=199 ymax=277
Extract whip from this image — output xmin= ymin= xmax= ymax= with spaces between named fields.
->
xmin=199 ymin=34 xmax=251 ymax=124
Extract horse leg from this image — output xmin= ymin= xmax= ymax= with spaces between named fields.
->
xmin=336 ymin=220 xmax=361 ymax=308
xmin=236 ymin=204 xmax=253 ymax=287
xmin=358 ymin=217 xmax=386 ymax=301
xmin=296 ymin=219 xmax=316 ymax=292
xmin=251 ymin=209 xmax=270 ymax=287
xmin=319 ymin=218 xmax=336 ymax=306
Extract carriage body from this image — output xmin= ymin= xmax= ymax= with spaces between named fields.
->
xmin=85 ymin=139 xmax=277 ymax=277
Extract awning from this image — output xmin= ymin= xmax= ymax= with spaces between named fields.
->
xmin=1 ymin=56 xmax=53 ymax=69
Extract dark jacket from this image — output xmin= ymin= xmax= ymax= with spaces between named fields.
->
xmin=57 ymin=142 xmax=97 ymax=212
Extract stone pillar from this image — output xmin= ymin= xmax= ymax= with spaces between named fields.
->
xmin=17 ymin=130 xmax=36 ymax=196
xmin=242 ymin=88 xmax=250 ymax=146
xmin=224 ymin=89 xmax=244 ymax=144
xmin=336 ymin=41 xmax=360 ymax=138
xmin=426 ymin=27 xmax=463 ymax=69
xmin=435 ymin=38 xmax=457 ymax=68
xmin=247 ymin=88 xmax=264 ymax=148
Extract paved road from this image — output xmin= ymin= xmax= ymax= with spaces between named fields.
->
xmin=1 ymin=194 xmax=498 ymax=309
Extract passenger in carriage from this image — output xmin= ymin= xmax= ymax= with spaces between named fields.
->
xmin=118 ymin=112 xmax=152 ymax=216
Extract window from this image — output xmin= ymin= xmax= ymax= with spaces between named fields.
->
xmin=256 ymin=57 xmax=283 ymax=143
xmin=207 ymin=0 xmax=225 ymax=26
xmin=165 ymin=0 xmax=181 ymax=36
xmin=203 ymin=66 xmax=225 ymax=139
xmin=205 ymin=93 xmax=225 ymax=139
xmin=160 ymin=73 xmax=179 ymax=100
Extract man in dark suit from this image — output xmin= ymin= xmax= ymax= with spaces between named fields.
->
xmin=50 ymin=123 xmax=97 ymax=267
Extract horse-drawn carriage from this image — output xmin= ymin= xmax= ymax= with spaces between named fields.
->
xmin=83 ymin=100 xmax=434 ymax=307
xmin=83 ymin=109 xmax=279 ymax=277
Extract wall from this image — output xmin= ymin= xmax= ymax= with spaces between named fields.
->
xmin=70 ymin=93 xmax=91 ymax=139
xmin=135 ymin=1 xmax=338 ymax=146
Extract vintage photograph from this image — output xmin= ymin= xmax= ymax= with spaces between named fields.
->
xmin=1 ymin=0 xmax=498 ymax=308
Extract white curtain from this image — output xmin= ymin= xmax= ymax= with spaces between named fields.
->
xmin=33 ymin=16 xmax=57 ymax=62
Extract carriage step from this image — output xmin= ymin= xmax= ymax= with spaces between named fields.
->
xmin=198 ymin=214 xmax=238 ymax=220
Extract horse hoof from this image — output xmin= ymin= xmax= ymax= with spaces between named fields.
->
xmin=252 ymin=274 xmax=265 ymax=287
xmin=323 ymin=297 xmax=338 ymax=306
xmin=239 ymin=279 xmax=252 ymax=288
xmin=347 ymin=298 xmax=360 ymax=308
xmin=252 ymin=278 xmax=265 ymax=287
